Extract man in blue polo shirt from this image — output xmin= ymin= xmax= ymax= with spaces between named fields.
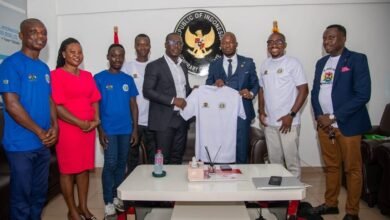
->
xmin=94 ymin=44 xmax=139 ymax=219
xmin=0 ymin=18 xmax=58 ymax=220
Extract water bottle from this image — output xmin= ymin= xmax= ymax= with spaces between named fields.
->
xmin=154 ymin=149 xmax=164 ymax=175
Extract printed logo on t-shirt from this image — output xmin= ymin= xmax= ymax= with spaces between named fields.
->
xmin=105 ymin=84 xmax=114 ymax=90
xmin=2 ymin=79 xmax=9 ymax=85
xmin=122 ymin=84 xmax=129 ymax=92
xmin=28 ymin=73 xmax=37 ymax=81
xmin=45 ymin=74 xmax=50 ymax=84
xmin=320 ymin=67 xmax=334 ymax=85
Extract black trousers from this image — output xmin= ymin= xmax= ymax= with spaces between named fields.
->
xmin=127 ymin=125 xmax=156 ymax=174
xmin=155 ymin=116 xmax=188 ymax=165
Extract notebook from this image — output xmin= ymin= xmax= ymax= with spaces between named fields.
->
xmin=252 ymin=176 xmax=305 ymax=190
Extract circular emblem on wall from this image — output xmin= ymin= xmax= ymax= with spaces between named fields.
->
xmin=174 ymin=9 xmax=226 ymax=76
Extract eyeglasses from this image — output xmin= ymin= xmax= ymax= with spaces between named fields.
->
xmin=267 ymin=39 xmax=285 ymax=46
xmin=166 ymin=40 xmax=183 ymax=46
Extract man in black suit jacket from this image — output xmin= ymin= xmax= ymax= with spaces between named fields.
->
xmin=143 ymin=33 xmax=191 ymax=164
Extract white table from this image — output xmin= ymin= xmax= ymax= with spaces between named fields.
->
xmin=117 ymin=164 xmax=305 ymax=219
xmin=118 ymin=164 xmax=305 ymax=202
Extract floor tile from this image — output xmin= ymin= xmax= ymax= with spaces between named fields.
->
xmin=41 ymin=167 xmax=390 ymax=220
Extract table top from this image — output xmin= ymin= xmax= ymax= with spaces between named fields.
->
xmin=117 ymin=164 xmax=306 ymax=202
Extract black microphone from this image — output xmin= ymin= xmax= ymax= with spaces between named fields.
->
xmin=204 ymin=146 xmax=214 ymax=168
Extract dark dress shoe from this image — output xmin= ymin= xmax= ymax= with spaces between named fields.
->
xmin=311 ymin=203 xmax=339 ymax=215
xmin=343 ymin=214 xmax=359 ymax=220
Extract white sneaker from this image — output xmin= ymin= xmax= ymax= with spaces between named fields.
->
xmin=104 ymin=203 xmax=116 ymax=219
xmin=113 ymin=197 xmax=125 ymax=212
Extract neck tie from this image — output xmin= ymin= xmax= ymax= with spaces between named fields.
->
xmin=227 ymin=59 xmax=232 ymax=78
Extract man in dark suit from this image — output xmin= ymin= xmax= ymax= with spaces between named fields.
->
xmin=311 ymin=24 xmax=371 ymax=220
xmin=206 ymin=32 xmax=259 ymax=164
xmin=143 ymin=33 xmax=191 ymax=164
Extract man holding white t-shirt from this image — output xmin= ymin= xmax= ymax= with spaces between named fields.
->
xmin=258 ymin=32 xmax=308 ymax=179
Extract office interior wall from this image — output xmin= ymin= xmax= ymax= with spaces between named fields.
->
xmin=0 ymin=0 xmax=26 ymax=63
xmin=28 ymin=0 xmax=390 ymax=167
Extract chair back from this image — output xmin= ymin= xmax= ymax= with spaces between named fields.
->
xmin=379 ymin=104 xmax=390 ymax=136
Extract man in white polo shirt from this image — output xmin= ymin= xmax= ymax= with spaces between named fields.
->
xmin=258 ymin=32 xmax=308 ymax=179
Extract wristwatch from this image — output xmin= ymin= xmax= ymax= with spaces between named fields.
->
xmin=329 ymin=114 xmax=336 ymax=121
xmin=289 ymin=111 xmax=296 ymax=118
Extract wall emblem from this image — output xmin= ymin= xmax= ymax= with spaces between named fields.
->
xmin=174 ymin=10 xmax=226 ymax=76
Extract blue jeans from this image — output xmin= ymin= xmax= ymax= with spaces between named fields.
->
xmin=6 ymin=147 xmax=51 ymax=220
xmin=102 ymin=134 xmax=131 ymax=204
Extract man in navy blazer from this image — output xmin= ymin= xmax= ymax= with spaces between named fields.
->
xmin=206 ymin=32 xmax=259 ymax=163
xmin=143 ymin=33 xmax=191 ymax=164
xmin=311 ymin=24 xmax=371 ymax=220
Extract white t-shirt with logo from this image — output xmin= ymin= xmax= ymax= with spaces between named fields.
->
xmin=318 ymin=55 xmax=340 ymax=127
xmin=122 ymin=60 xmax=149 ymax=126
xmin=258 ymin=55 xmax=307 ymax=126
xmin=180 ymin=85 xmax=246 ymax=163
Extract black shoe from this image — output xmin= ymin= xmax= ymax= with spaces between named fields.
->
xmin=311 ymin=203 xmax=339 ymax=215
xmin=343 ymin=214 xmax=359 ymax=220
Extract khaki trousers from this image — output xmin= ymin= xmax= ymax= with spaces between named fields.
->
xmin=264 ymin=125 xmax=301 ymax=179
xmin=317 ymin=127 xmax=362 ymax=215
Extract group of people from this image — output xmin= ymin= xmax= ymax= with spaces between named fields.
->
xmin=0 ymin=17 xmax=371 ymax=220
xmin=258 ymin=24 xmax=371 ymax=220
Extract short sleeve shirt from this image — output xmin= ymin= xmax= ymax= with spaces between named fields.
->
xmin=180 ymin=85 xmax=246 ymax=163
xmin=122 ymin=60 xmax=149 ymax=126
xmin=0 ymin=51 xmax=51 ymax=151
xmin=94 ymin=70 xmax=138 ymax=135
xmin=258 ymin=55 xmax=307 ymax=126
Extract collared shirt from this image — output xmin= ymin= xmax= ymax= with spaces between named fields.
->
xmin=223 ymin=54 xmax=238 ymax=76
xmin=164 ymin=54 xmax=186 ymax=111
xmin=180 ymin=85 xmax=246 ymax=163
xmin=0 ymin=51 xmax=51 ymax=151
xmin=258 ymin=55 xmax=307 ymax=126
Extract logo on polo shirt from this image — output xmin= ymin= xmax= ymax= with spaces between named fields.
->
xmin=2 ymin=79 xmax=9 ymax=84
xmin=122 ymin=84 xmax=129 ymax=92
xmin=105 ymin=84 xmax=113 ymax=90
xmin=174 ymin=9 xmax=226 ymax=76
xmin=28 ymin=73 xmax=37 ymax=81
xmin=45 ymin=74 xmax=50 ymax=83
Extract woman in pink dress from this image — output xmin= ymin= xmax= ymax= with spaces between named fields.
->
xmin=51 ymin=38 xmax=101 ymax=220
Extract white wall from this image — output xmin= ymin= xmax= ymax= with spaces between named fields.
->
xmin=0 ymin=0 xmax=26 ymax=62
xmin=28 ymin=0 xmax=390 ymax=167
